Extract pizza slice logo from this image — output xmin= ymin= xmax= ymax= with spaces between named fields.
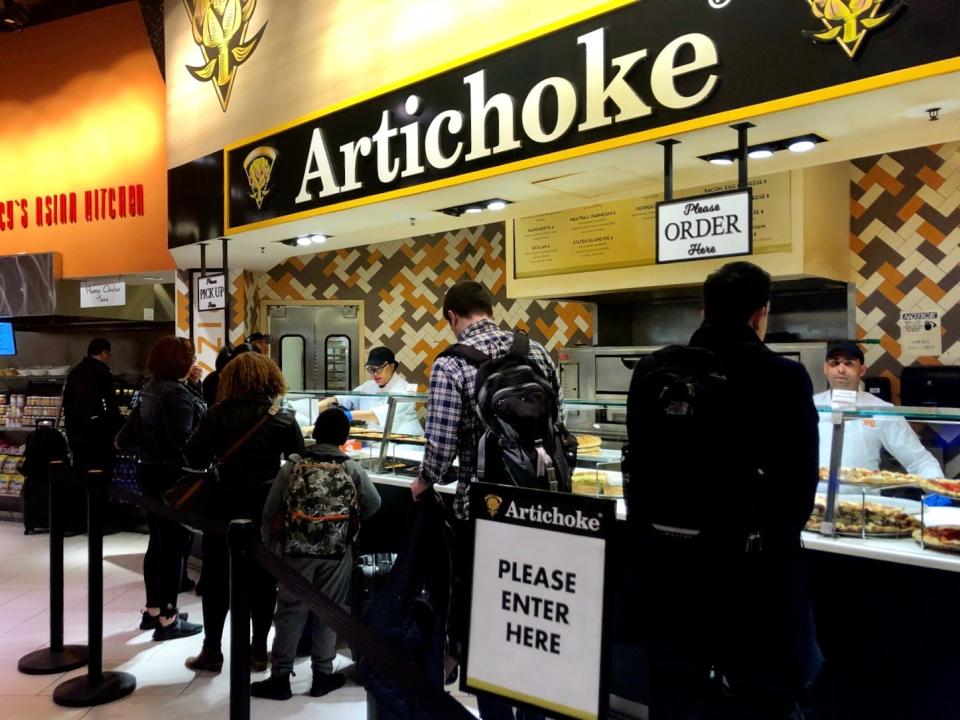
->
xmin=803 ymin=0 xmax=904 ymax=58
xmin=484 ymin=494 xmax=504 ymax=518
xmin=183 ymin=0 xmax=268 ymax=112
xmin=243 ymin=146 xmax=278 ymax=209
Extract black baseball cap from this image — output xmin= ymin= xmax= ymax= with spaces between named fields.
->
xmin=246 ymin=332 xmax=271 ymax=343
xmin=826 ymin=341 xmax=864 ymax=363
xmin=366 ymin=346 xmax=396 ymax=368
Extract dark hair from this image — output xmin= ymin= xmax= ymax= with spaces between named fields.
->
xmin=702 ymin=261 xmax=771 ymax=325
xmin=313 ymin=408 xmax=350 ymax=446
xmin=442 ymin=281 xmax=494 ymax=322
xmin=87 ymin=338 xmax=111 ymax=357
xmin=214 ymin=343 xmax=254 ymax=372
xmin=146 ymin=336 xmax=195 ymax=381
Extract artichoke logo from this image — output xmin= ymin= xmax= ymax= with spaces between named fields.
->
xmin=484 ymin=494 xmax=504 ymax=518
xmin=183 ymin=0 xmax=268 ymax=112
xmin=803 ymin=0 xmax=904 ymax=58
xmin=243 ymin=146 xmax=277 ymax=209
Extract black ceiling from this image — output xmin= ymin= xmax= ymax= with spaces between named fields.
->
xmin=0 ymin=0 xmax=165 ymax=76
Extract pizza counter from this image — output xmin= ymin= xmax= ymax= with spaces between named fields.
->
xmin=801 ymin=531 xmax=960 ymax=573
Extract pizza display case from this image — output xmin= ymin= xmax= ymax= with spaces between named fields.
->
xmin=809 ymin=402 xmax=960 ymax=564
xmin=285 ymin=389 xmax=626 ymax=493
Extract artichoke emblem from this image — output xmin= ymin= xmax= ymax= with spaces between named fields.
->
xmin=484 ymin=494 xmax=503 ymax=518
xmin=183 ymin=0 xmax=268 ymax=112
xmin=804 ymin=0 xmax=904 ymax=58
xmin=243 ymin=146 xmax=277 ymax=209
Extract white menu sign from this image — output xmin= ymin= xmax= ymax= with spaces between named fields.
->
xmin=80 ymin=280 xmax=126 ymax=308
xmin=656 ymin=188 xmax=752 ymax=264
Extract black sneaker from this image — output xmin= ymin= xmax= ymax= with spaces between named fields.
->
xmin=152 ymin=615 xmax=203 ymax=641
xmin=251 ymin=672 xmax=292 ymax=701
xmin=310 ymin=670 xmax=345 ymax=697
xmin=140 ymin=611 xmax=189 ymax=631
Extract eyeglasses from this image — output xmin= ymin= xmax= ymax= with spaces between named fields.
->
xmin=365 ymin=362 xmax=389 ymax=374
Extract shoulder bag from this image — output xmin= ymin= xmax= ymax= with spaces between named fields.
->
xmin=163 ymin=401 xmax=280 ymax=515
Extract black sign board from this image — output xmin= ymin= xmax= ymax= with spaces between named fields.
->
xmin=221 ymin=0 xmax=959 ymax=233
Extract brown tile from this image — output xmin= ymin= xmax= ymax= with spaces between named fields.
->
xmin=878 ymin=262 xmax=906 ymax=286
xmin=917 ymin=221 xmax=946 ymax=246
xmin=917 ymin=165 xmax=946 ymax=191
xmin=917 ymin=277 xmax=947 ymax=303
xmin=896 ymin=195 xmax=925 ymax=223
xmin=878 ymin=280 xmax=905 ymax=305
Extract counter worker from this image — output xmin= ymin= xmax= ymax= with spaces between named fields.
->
xmin=814 ymin=341 xmax=941 ymax=478
xmin=317 ymin=346 xmax=423 ymax=437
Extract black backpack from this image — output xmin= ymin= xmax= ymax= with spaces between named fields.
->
xmin=626 ymin=344 xmax=761 ymax=550
xmin=440 ymin=331 xmax=576 ymax=492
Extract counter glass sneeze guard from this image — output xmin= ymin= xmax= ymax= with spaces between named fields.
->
xmin=814 ymin=404 xmax=960 ymax=549
xmin=285 ymin=390 xmax=627 ymax=498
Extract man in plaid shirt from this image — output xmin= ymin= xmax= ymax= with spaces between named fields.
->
xmin=411 ymin=281 xmax=563 ymax=518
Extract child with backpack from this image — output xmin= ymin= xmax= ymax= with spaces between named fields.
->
xmin=252 ymin=408 xmax=381 ymax=700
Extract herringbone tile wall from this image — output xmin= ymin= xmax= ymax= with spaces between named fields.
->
xmin=852 ymin=142 xmax=960 ymax=397
xmin=254 ymin=223 xmax=594 ymax=389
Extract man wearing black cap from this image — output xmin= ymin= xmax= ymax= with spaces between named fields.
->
xmin=317 ymin=346 xmax=423 ymax=436
xmin=246 ymin=332 xmax=271 ymax=355
xmin=814 ymin=341 xmax=941 ymax=478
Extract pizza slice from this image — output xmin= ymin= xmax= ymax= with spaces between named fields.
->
xmin=914 ymin=525 xmax=960 ymax=552
xmin=919 ymin=478 xmax=960 ymax=499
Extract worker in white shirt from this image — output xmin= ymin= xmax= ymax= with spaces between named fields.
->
xmin=317 ymin=346 xmax=423 ymax=436
xmin=813 ymin=341 xmax=942 ymax=478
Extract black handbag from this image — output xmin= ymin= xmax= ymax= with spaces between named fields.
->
xmin=162 ymin=402 xmax=279 ymax=516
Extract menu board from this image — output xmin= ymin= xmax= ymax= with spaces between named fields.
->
xmin=514 ymin=173 xmax=790 ymax=279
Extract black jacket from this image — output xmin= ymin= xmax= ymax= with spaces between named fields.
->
xmin=132 ymin=378 xmax=206 ymax=468
xmin=184 ymin=394 xmax=304 ymax=492
xmin=62 ymin=356 xmax=122 ymax=443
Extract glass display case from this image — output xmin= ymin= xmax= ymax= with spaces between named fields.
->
xmin=285 ymin=390 xmax=626 ymax=499
xmin=812 ymin=402 xmax=960 ymax=554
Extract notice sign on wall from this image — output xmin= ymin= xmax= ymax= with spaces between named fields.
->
xmin=197 ymin=273 xmax=226 ymax=311
xmin=80 ymin=280 xmax=125 ymax=308
xmin=900 ymin=310 xmax=943 ymax=356
xmin=464 ymin=483 xmax=613 ymax=720
xmin=656 ymin=188 xmax=752 ymax=264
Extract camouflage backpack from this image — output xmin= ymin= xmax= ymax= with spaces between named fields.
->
xmin=282 ymin=456 xmax=359 ymax=557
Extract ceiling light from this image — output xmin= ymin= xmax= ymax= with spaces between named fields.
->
xmin=486 ymin=199 xmax=507 ymax=211
xmin=698 ymin=133 xmax=827 ymax=164
xmin=464 ymin=206 xmax=483 ymax=214
xmin=296 ymin=236 xmax=312 ymax=247
xmin=437 ymin=198 xmax=513 ymax=217
xmin=788 ymin=139 xmax=816 ymax=153
xmin=142 ymin=276 xmax=162 ymax=281
xmin=310 ymin=234 xmax=327 ymax=244
xmin=709 ymin=156 xmax=734 ymax=166
xmin=748 ymin=147 xmax=774 ymax=159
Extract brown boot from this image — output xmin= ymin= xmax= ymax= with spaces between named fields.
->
xmin=185 ymin=647 xmax=224 ymax=673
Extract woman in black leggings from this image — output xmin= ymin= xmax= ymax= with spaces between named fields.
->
xmin=118 ymin=336 xmax=205 ymax=640
xmin=183 ymin=352 xmax=304 ymax=672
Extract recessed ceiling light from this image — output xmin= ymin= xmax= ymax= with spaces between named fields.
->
xmin=788 ymin=139 xmax=816 ymax=153
xmin=296 ymin=236 xmax=312 ymax=247
xmin=748 ymin=148 xmax=774 ymax=159
xmin=709 ymin=156 xmax=734 ymax=166
xmin=310 ymin=234 xmax=327 ymax=244
xmin=142 ymin=276 xmax=162 ymax=281
xmin=464 ymin=206 xmax=483 ymax=214
xmin=486 ymin=200 xmax=507 ymax=211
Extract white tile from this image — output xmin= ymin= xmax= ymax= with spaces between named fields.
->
xmin=0 ymin=662 xmax=66 ymax=695
xmin=0 ymin=694 xmax=90 ymax=720
xmin=0 ymin=631 xmax=48 ymax=660
xmin=0 ymin=606 xmax=45 ymax=632
xmin=40 ymin=659 xmax=195 ymax=697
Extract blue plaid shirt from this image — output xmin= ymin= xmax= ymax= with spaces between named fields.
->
xmin=420 ymin=319 xmax=563 ymax=519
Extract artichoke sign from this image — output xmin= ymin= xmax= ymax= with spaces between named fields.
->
xmin=804 ymin=0 xmax=903 ymax=57
xmin=184 ymin=0 xmax=267 ymax=111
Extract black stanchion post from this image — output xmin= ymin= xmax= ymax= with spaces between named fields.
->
xmin=53 ymin=469 xmax=136 ymax=707
xmin=228 ymin=519 xmax=253 ymax=720
xmin=19 ymin=460 xmax=89 ymax=674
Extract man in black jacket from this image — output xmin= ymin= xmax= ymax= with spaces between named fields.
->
xmin=62 ymin=338 xmax=123 ymax=473
xmin=626 ymin=262 xmax=821 ymax=720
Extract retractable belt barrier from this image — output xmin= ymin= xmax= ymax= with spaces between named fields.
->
xmin=110 ymin=486 xmax=473 ymax=720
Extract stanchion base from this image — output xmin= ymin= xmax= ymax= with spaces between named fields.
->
xmin=18 ymin=645 xmax=88 ymax=675
xmin=53 ymin=671 xmax=136 ymax=707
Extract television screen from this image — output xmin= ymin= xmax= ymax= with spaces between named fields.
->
xmin=0 ymin=322 xmax=15 ymax=356
xmin=901 ymin=366 xmax=960 ymax=409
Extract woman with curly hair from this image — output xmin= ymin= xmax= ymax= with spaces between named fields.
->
xmin=183 ymin=352 xmax=304 ymax=672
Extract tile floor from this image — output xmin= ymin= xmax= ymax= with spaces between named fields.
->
xmin=0 ymin=519 xmax=479 ymax=719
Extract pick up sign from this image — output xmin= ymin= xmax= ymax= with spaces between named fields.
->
xmin=197 ymin=274 xmax=226 ymax=311
xmin=465 ymin=483 xmax=613 ymax=720
xmin=656 ymin=188 xmax=752 ymax=264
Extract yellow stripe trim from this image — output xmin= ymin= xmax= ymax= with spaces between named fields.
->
xmin=221 ymin=7 xmax=960 ymax=234
xmin=467 ymin=677 xmax=597 ymax=720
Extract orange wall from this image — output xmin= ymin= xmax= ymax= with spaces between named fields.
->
xmin=0 ymin=2 xmax=171 ymax=278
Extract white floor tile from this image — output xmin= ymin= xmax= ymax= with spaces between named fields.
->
xmin=0 ymin=694 xmax=90 ymax=720
xmin=0 ymin=662 xmax=66 ymax=695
